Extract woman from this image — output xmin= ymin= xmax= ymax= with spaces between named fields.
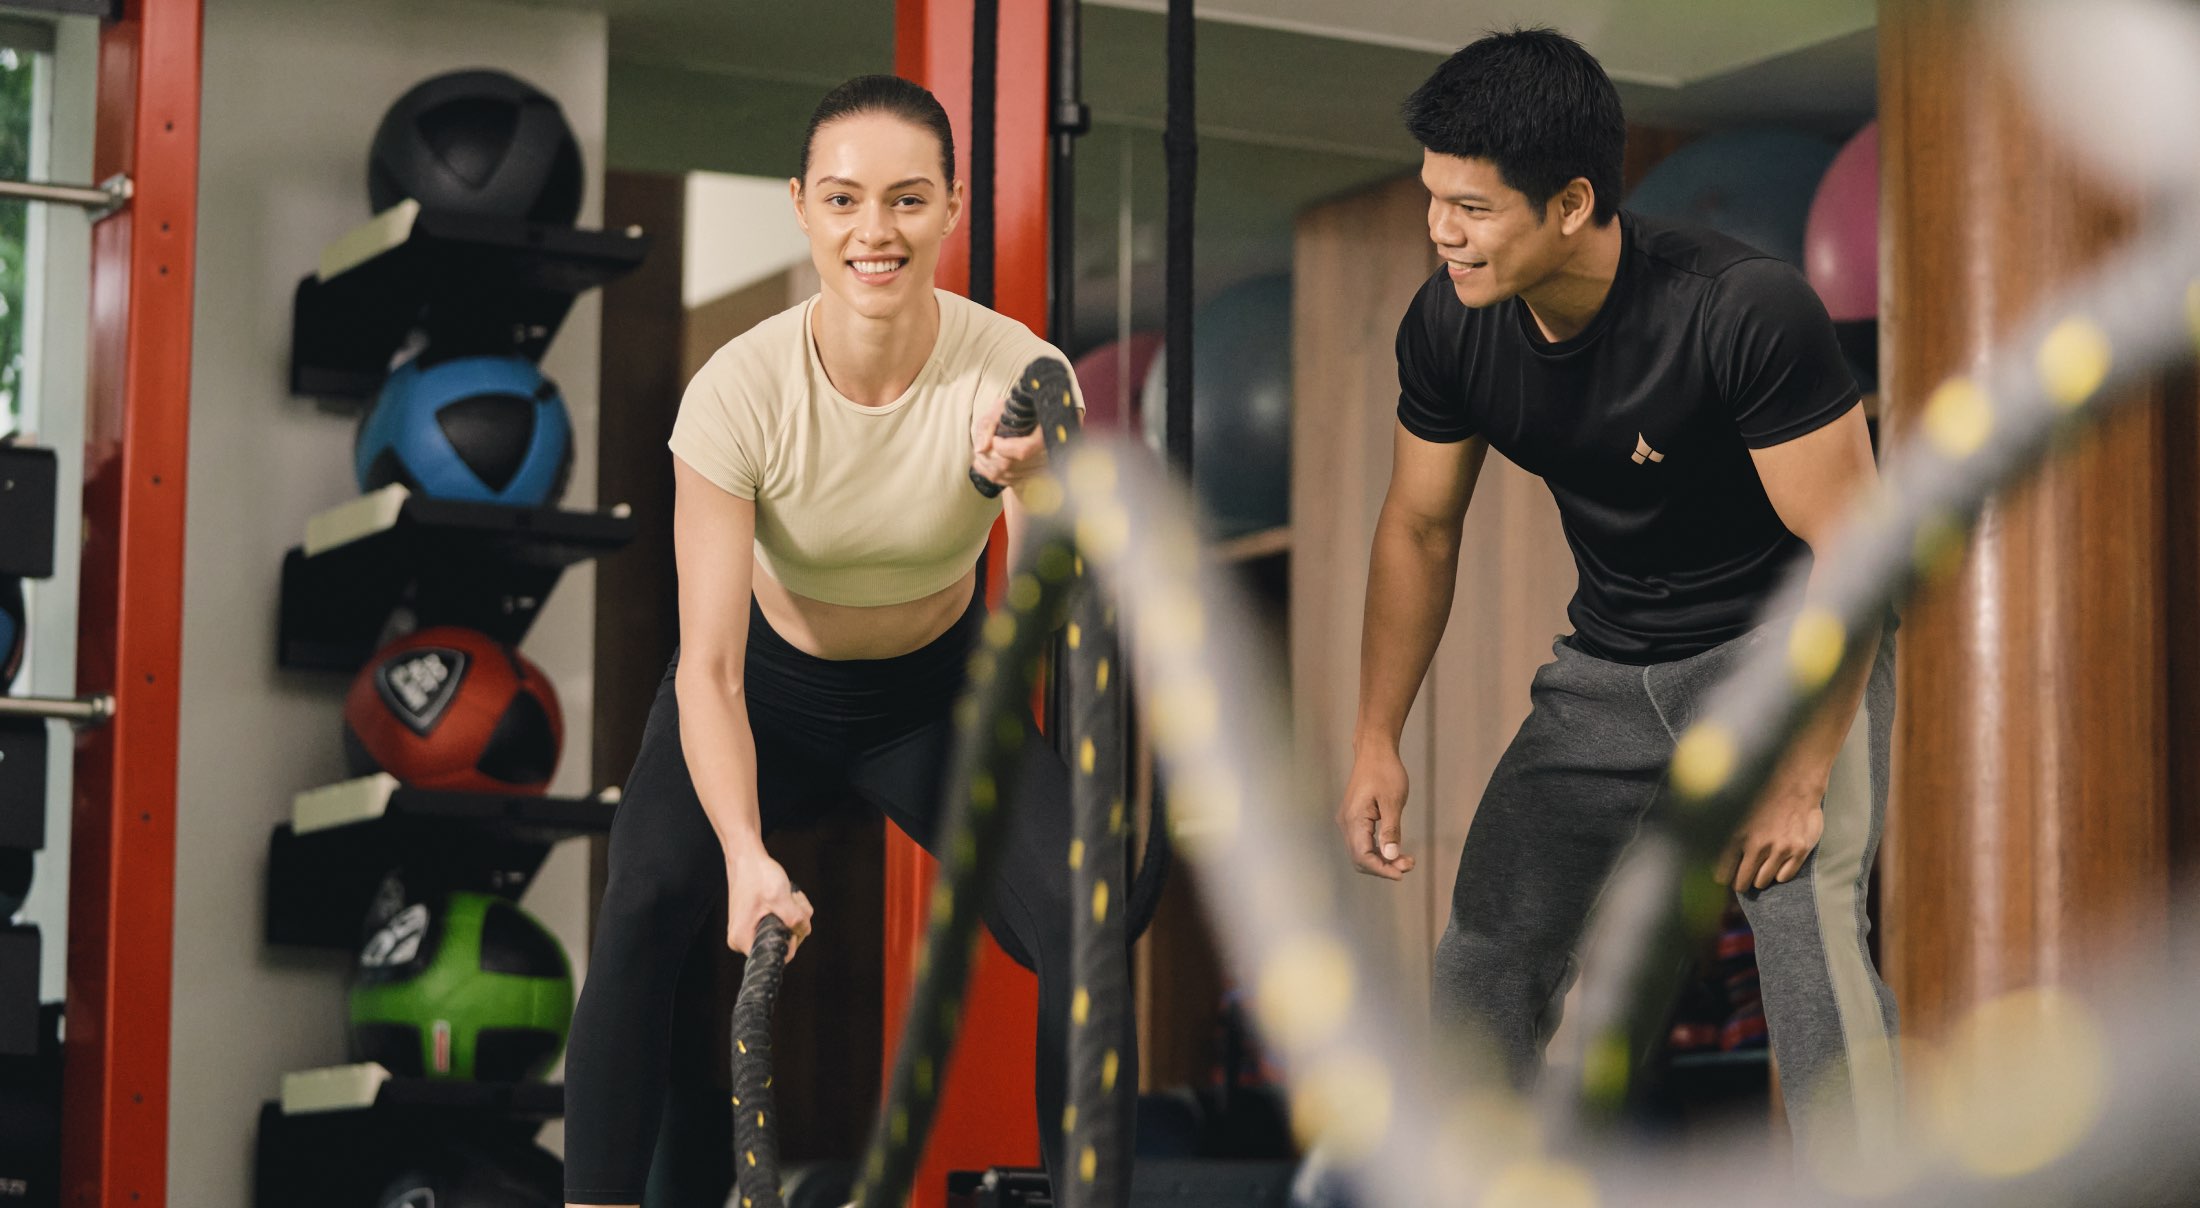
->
xmin=563 ymin=76 xmax=1123 ymax=1207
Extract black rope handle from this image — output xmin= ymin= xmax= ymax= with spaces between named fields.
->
xmin=732 ymin=912 xmax=793 ymax=1208
xmin=969 ymin=382 xmax=1040 ymax=498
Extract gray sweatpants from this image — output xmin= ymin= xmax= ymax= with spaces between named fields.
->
xmin=1433 ymin=626 xmax=1899 ymax=1147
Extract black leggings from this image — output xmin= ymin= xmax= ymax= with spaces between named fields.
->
xmin=564 ymin=592 xmax=1127 ymax=1203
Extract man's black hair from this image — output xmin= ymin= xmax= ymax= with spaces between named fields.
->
xmin=1402 ymin=28 xmax=1626 ymax=225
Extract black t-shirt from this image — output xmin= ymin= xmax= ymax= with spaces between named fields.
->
xmin=1396 ymin=210 xmax=1859 ymax=664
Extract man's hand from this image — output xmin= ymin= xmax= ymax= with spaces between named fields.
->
xmin=971 ymin=394 xmax=1049 ymax=492
xmin=1337 ymin=745 xmax=1417 ymax=880
xmin=1717 ymin=778 xmax=1826 ymax=891
xmin=726 ymin=845 xmax=814 ymax=959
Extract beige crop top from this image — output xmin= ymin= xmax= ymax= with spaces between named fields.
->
xmin=668 ymin=289 xmax=1083 ymax=607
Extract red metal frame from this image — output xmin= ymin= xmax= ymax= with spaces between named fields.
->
xmin=62 ymin=1 xmax=200 ymax=1204
xmin=884 ymin=2 xmax=1053 ymax=1203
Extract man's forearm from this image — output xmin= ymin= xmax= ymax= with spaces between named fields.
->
xmin=1772 ymin=587 xmax=1881 ymax=798
xmin=1355 ymin=508 xmax=1462 ymax=751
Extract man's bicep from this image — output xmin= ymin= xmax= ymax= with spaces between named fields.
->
xmin=1748 ymin=406 xmax=1875 ymax=550
xmin=1386 ymin=423 xmax=1487 ymax=530
xmin=1714 ymin=259 xmax=1860 ymax=446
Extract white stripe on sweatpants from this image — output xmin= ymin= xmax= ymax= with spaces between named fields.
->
xmin=1805 ymin=698 xmax=1900 ymax=1154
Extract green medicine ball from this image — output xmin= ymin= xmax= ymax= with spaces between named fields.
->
xmin=349 ymin=890 xmax=573 ymax=1082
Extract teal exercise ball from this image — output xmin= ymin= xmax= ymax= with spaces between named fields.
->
xmin=1140 ymin=275 xmax=1293 ymax=538
xmin=1626 ymin=128 xmax=1839 ymax=267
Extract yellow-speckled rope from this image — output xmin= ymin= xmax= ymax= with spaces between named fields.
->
xmin=1555 ymin=213 xmax=2200 ymax=1138
xmin=851 ymin=359 xmax=1093 ymax=1208
xmin=730 ymin=913 xmax=792 ymax=1208
xmin=849 ymin=205 xmax=2200 ymax=1208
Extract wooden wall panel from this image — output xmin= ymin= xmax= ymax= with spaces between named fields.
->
xmin=1292 ymin=174 xmax=1443 ymax=1013
xmin=595 ymin=170 xmax=686 ymax=797
xmin=1427 ymin=459 xmax=1574 ymax=937
xmin=682 ymin=260 xmax=822 ymax=381
xmin=1879 ymin=0 xmax=2173 ymax=1040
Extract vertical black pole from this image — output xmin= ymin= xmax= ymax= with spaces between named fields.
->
xmin=1049 ymin=0 xmax=1088 ymax=348
xmin=970 ymin=0 xmax=999 ymax=308
xmin=1163 ymin=0 xmax=1195 ymax=473
xmin=1046 ymin=0 xmax=1090 ymax=755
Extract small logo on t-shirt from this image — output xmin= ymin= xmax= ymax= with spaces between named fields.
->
xmin=1632 ymin=434 xmax=1666 ymax=465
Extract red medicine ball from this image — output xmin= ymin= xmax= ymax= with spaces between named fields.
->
xmin=344 ymin=626 xmax=563 ymax=794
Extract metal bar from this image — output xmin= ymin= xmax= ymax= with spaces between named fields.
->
xmin=970 ymin=0 xmax=998 ymax=309
xmin=1048 ymin=0 xmax=1087 ymax=347
xmin=0 ymin=693 xmax=115 ymax=726
xmin=1163 ymin=0 xmax=1195 ymax=473
xmin=5 ymin=0 xmax=123 ymax=20
xmin=0 ymin=172 xmax=131 ymax=216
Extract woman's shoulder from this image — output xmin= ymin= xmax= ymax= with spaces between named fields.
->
xmin=686 ymin=295 xmax=815 ymax=406
xmin=935 ymin=289 xmax=1069 ymax=375
xmin=697 ymin=296 xmax=813 ymax=379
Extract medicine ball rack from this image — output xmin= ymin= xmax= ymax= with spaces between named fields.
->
xmin=289 ymin=200 xmax=648 ymax=402
xmin=0 ymin=443 xmax=58 ymax=582
xmin=255 ymin=1070 xmax=566 ymax=1208
xmin=276 ymin=484 xmax=636 ymax=672
xmin=263 ymin=772 xmax=617 ymax=950
xmin=253 ymin=774 xmax=616 ymax=1206
xmin=0 ymin=927 xmax=37 ymax=1059
xmin=1 ymin=442 xmax=60 ymax=1063
xmin=259 ymin=198 xmax=646 ymax=1205
xmin=946 ymin=1161 xmax=1301 ymax=1207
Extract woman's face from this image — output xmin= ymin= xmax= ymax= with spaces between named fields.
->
xmin=792 ymin=112 xmax=962 ymax=323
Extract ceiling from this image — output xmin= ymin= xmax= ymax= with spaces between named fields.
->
xmin=517 ymin=0 xmax=1877 ymax=348
xmin=1086 ymin=0 xmax=1876 ymax=88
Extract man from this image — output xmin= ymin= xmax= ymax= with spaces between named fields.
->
xmin=1336 ymin=28 xmax=1896 ymax=1149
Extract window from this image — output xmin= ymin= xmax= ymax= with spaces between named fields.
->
xmin=0 ymin=38 xmax=39 ymax=433
xmin=0 ymin=9 xmax=92 ymax=1007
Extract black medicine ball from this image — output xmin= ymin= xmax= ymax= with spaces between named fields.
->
xmin=373 ymin=1135 xmax=560 ymax=1208
xmin=0 ymin=848 xmax=30 ymax=920
xmin=368 ymin=70 xmax=583 ymax=225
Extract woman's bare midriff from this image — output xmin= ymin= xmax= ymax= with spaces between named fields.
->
xmin=750 ymin=559 xmax=978 ymax=661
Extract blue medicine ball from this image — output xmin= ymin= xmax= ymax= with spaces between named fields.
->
xmin=1 ymin=576 xmax=24 ymax=692
xmin=356 ymin=356 xmax=573 ymax=508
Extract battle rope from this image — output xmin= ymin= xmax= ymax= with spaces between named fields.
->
xmin=730 ymin=912 xmax=793 ymax=1208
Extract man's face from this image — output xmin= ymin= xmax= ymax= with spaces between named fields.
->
xmin=1420 ymin=151 xmax=1567 ymax=309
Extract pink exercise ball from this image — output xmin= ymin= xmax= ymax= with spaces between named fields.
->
xmin=1072 ymin=331 xmax=1163 ymax=432
xmin=1805 ymin=122 xmax=1878 ymax=322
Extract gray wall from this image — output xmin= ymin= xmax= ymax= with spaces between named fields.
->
xmin=175 ymin=0 xmax=606 ymax=1199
